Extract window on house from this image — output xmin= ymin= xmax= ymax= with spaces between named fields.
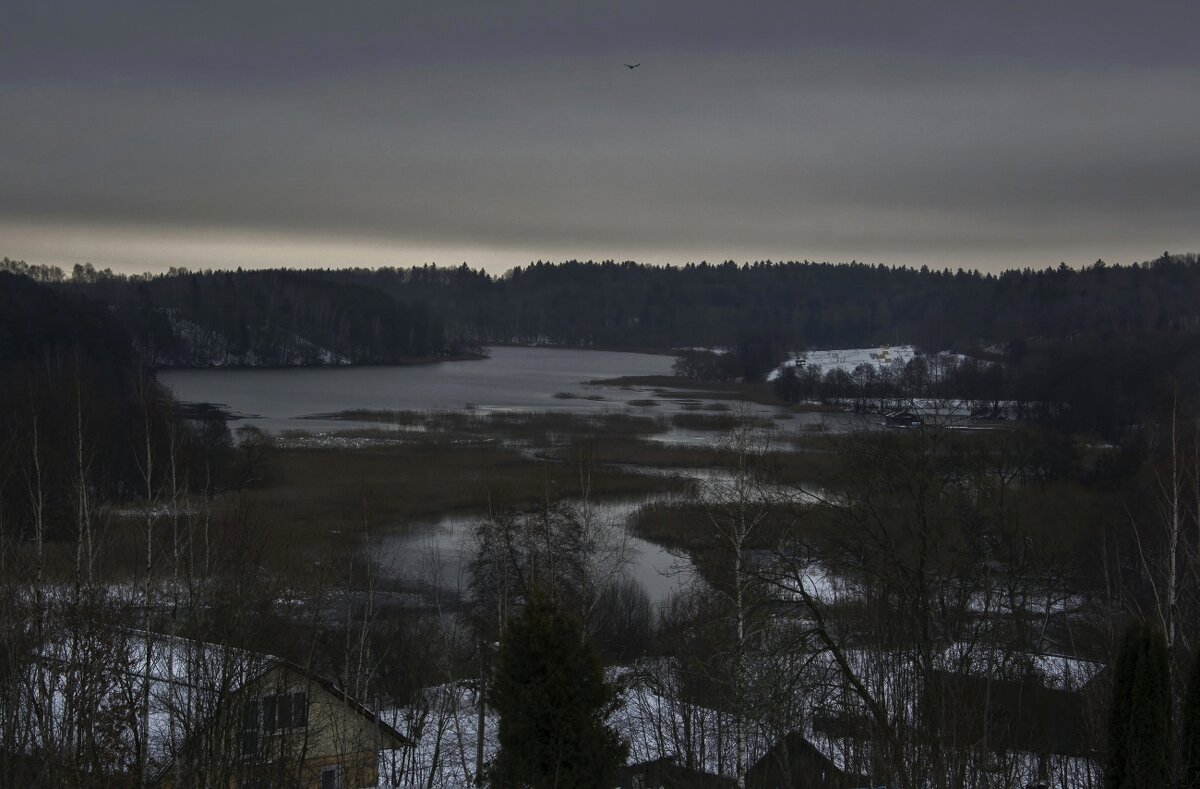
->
xmin=320 ymin=765 xmax=342 ymax=789
xmin=242 ymin=690 xmax=309 ymax=756
xmin=262 ymin=691 xmax=308 ymax=733
xmin=241 ymin=700 xmax=260 ymax=756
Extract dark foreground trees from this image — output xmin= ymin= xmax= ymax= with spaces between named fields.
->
xmin=1182 ymin=649 xmax=1200 ymax=789
xmin=489 ymin=592 xmax=627 ymax=788
xmin=1105 ymin=622 xmax=1171 ymax=789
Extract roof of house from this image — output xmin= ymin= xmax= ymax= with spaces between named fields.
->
xmin=747 ymin=731 xmax=870 ymax=788
xmin=617 ymin=755 xmax=736 ymax=789
xmin=275 ymin=660 xmax=411 ymax=748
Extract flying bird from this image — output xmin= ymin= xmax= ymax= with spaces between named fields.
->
xmin=624 ymin=63 xmax=640 ymax=69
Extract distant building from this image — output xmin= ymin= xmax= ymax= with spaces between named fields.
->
xmin=615 ymin=755 xmax=736 ymax=789
xmin=882 ymin=410 xmax=922 ymax=429
xmin=746 ymin=731 xmax=869 ymax=788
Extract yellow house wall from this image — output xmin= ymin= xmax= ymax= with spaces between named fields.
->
xmin=161 ymin=664 xmax=402 ymax=789
xmin=240 ymin=665 xmax=391 ymax=788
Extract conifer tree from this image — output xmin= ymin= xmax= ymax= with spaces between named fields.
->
xmin=1183 ymin=649 xmax=1200 ymax=789
xmin=489 ymin=591 xmax=628 ymax=788
xmin=1105 ymin=626 xmax=1139 ymax=789
xmin=1106 ymin=622 xmax=1172 ymax=789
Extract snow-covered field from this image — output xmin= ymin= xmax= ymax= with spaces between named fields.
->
xmin=767 ymin=345 xmax=983 ymax=383
xmin=768 ymin=345 xmax=919 ymax=381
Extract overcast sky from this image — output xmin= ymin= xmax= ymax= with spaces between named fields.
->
xmin=2 ymin=1 xmax=1198 ymax=274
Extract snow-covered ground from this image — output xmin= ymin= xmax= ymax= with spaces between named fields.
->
xmin=19 ymin=628 xmax=1104 ymax=788
xmin=773 ymin=561 xmax=862 ymax=606
xmin=374 ymin=641 xmax=1105 ymax=788
xmin=377 ymin=683 xmax=495 ymax=788
xmin=936 ymin=641 xmax=1104 ymax=692
xmin=154 ymin=314 xmax=352 ymax=367
xmin=768 ymin=345 xmax=920 ymax=381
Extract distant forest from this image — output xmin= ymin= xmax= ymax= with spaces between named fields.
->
xmin=4 ymin=253 xmax=1200 ymax=366
xmin=0 ymin=271 xmax=248 ymax=535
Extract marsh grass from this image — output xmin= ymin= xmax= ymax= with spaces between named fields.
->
xmin=629 ymin=500 xmax=807 ymax=554
xmin=549 ymin=435 xmax=841 ymax=486
xmin=230 ymin=441 xmax=691 ymax=541
xmin=552 ymin=436 xmax=731 ymax=468
xmin=551 ymin=391 xmax=607 ymax=400
xmin=308 ymin=408 xmax=668 ymax=444
xmin=145 ymin=411 xmax=842 ymax=581
xmin=589 ymin=375 xmax=786 ymax=406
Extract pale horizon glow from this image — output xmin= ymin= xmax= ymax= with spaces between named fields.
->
xmin=4 ymin=219 xmax=1184 ymax=277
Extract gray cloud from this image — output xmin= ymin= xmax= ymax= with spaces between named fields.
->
xmin=2 ymin=2 xmax=1198 ymax=272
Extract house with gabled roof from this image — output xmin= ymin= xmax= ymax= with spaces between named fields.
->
xmin=153 ymin=657 xmax=410 ymax=789
xmin=25 ymin=629 xmax=408 ymax=788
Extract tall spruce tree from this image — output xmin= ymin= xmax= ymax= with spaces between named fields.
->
xmin=1105 ymin=622 xmax=1172 ymax=789
xmin=489 ymin=592 xmax=627 ymax=788
xmin=1183 ymin=649 xmax=1200 ymax=789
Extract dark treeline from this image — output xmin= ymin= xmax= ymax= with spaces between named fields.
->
xmin=63 ymin=264 xmax=461 ymax=366
xmin=7 ymin=253 xmax=1200 ymax=440
xmin=337 ymin=253 xmax=1200 ymax=351
xmin=8 ymin=252 xmax=1200 ymax=366
xmin=0 ymin=272 xmax=249 ymax=540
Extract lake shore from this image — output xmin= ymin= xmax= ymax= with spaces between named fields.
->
xmin=151 ymin=349 xmax=491 ymax=371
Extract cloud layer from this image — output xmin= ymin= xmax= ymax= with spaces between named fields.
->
xmin=3 ymin=2 xmax=1198 ymax=272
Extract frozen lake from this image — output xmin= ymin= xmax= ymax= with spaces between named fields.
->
xmin=159 ymin=346 xmax=677 ymax=433
xmin=159 ymin=345 xmax=848 ymax=436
